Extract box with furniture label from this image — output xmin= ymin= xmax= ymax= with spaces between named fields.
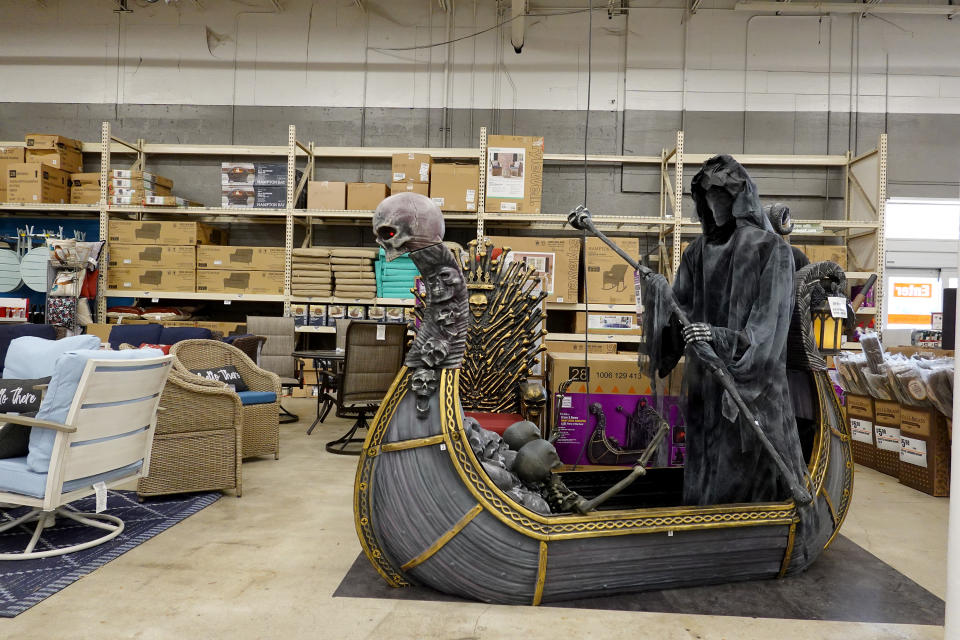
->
xmin=196 ymin=246 xmax=285 ymax=271
xmin=108 ymin=245 xmax=196 ymax=270
xmin=487 ymin=235 xmax=579 ymax=304
xmin=899 ymin=405 xmax=951 ymax=496
xmin=107 ymin=267 xmax=195 ymax=292
xmin=846 ymin=394 xmax=876 ymax=469
xmin=196 ymin=270 xmax=284 ymax=295
xmin=484 ymin=134 xmax=543 ymax=214
xmin=582 ymin=237 xmax=639 ymax=305
xmin=7 ymin=163 xmax=69 ymax=203
xmin=24 ymin=134 xmax=83 ymax=173
xmin=108 ymin=220 xmax=226 ymax=246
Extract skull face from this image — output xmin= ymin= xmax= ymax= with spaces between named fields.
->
xmin=468 ymin=293 xmax=488 ymax=320
xmin=420 ymin=337 xmax=449 ymax=368
xmin=372 ymin=193 xmax=445 ymax=261
xmin=434 ymin=304 xmax=460 ymax=336
xmin=427 ymin=266 xmax=462 ymax=304
xmin=410 ymin=368 xmax=438 ymax=419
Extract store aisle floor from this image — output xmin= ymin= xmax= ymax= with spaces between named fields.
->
xmin=0 ymin=398 xmax=946 ymax=640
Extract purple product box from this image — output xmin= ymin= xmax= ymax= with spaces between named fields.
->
xmin=670 ymin=446 xmax=687 ymax=467
xmin=554 ymin=392 xmax=685 ymax=467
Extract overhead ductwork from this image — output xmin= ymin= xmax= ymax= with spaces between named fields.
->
xmin=511 ymin=0 xmax=525 ymax=53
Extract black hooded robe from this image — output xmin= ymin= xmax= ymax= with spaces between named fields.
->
xmin=645 ymin=155 xmax=808 ymax=506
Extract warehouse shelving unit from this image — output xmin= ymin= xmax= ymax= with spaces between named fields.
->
xmin=0 ymin=126 xmax=886 ymax=343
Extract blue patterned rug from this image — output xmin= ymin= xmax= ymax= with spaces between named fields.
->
xmin=0 ymin=490 xmax=220 ymax=617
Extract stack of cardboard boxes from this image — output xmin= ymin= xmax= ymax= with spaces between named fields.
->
xmin=108 ymin=170 xmax=176 ymax=206
xmin=307 ymin=180 xmax=390 ymax=211
xmin=4 ymin=134 xmax=84 ymax=204
xmin=221 ymin=162 xmax=305 ymax=209
xmin=197 ymin=245 xmax=286 ymax=296
xmin=107 ymin=220 xmax=227 ymax=293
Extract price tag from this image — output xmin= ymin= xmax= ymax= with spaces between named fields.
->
xmin=932 ymin=312 xmax=943 ymax=331
xmin=151 ymin=298 xmax=159 ymax=303
xmin=828 ymin=297 xmax=847 ymax=318
xmin=94 ymin=481 xmax=107 ymax=513
xmin=224 ymin=300 xmax=232 ymax=305
xmin=376 ymin=324 xmax=386 ymax=341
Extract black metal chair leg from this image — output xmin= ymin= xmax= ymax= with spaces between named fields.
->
xmin=325 ymin=411 xmax=368 ymax=456
xmin=279 ymin=402 xmax=299 ymax=425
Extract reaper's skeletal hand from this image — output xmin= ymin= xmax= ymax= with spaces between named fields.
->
xmin=682 ymin=322 xmax=713 ymax=344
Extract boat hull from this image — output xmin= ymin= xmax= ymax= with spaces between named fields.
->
xmin=355 ymin=367 xmax=852 ymax=605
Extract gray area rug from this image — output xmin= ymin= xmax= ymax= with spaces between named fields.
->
xmin=334 ymin=535 xmax=944 ymax=624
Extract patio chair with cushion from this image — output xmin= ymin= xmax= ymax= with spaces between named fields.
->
xmin=0 ymin=337 xmax=172 ymax=560
xmin=245 ymin=316 xmax=302 ymax=424
xmin=170 ymin=339 xmax=280 ymax=460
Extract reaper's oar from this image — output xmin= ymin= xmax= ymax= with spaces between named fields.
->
xmin=568 ymin=206 xmax=812 ymax=505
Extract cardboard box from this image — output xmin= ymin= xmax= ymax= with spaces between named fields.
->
xmin=84 ymin=323 xmax=113 ymax=345
xmin=583 ymin=237 xmax=639 ymax=304
xmin=108 ymin=267 xmax=195 ymax=292
xmin=430 ymin=163 xmax=479 ymax=212
xmin=573 ymin=311 xmax=641 ymax=335
xmin=221 ymin=162 xmax=288 ymax=186
xmin=221 ymin=185 xmax=303 ymax=209
xmin=144 ymin=195 xmax=190 ymax=207
xmin=109 ymin=244 xmax=196 ymax=270
xmin=110 ymin=170 xmax=174 ymax=189
xmin=70 ymin=172 xmax=102 ymax=204
xmin=802 ymin=245 xmax=847 ymax=270
xmin=488 ymin=236 xmax=580 ymax=303
xmin=899 ymin=405 xmax=950 ymax=496
xmin=307 ymin=181 xmax=346 ymax=210
xmin=391 ymin=153 xmax=432 ymax=184
xmin=873 ymin=399 xmax=902 ymax=477
xmin=110 ymin=178 xmax=172 ymax=195
xmin=390 ymin=182 xmax=429 ymax=196
xmin=109 ymin=220 xmax=225 ymax=246
xmin=197 ymin=246 xmax=285 ymax=271
xmin=545 ymin=340 xmax=617 ymax=355
xmin=196 ymin=270 xmax=284 ymax=295
xmin=547 ymin=353 xmax=679 ymax=466
xmin=846 ymin=394 xmax=876 ymax=469
xmin=0 ymin=147 xmax=26 ymax=201
xmin=485 ymin=134 xmax=543 ymax=214
xmin=7 ymin=163 xmax=69 ymax=204
xmin=24 ymin=134 xmax=83 ymax=173
xmin=347 ymin=183 xmax=390 ymax=210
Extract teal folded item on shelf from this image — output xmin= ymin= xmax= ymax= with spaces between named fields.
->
xmin=379 ymin=288 xmax=415 ymax=297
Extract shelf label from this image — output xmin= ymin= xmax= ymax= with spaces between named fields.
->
xmin=376 ymin=324 xmax=386 ymax=341
xmin=151 ymin=298 xmax=159 ymax=303
xmin=875 ymin=425 xmax=901 ymax=452
xmin=850 ymin=418 xmax=873 ymax=444
xmin=828 ymin=297 xmax=847 ymax=318
xmin=792 ymin=222 xmax=823 ymax=235
xmin=224 ymin=300 xmax=231 ymax=305
xmin=900 ymin=436 xmax=928 ymax=468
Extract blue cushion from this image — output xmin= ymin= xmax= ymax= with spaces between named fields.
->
xmin=0 ymin=324 xmax=56 ymax=370
xmin=0 ymin=456 xmax=142 ymax=499
xmin=28 ymin=348 xmax=163 ymax=473
xmin=237 ymin=391 xmax=277 ymax=406
xmin=3 ymin=335 xmax=101 ymax=379
xmin=108 ymin=324 xmax=163 ymax=350
xmin=158 ymin=326 xmax=213 ymax=345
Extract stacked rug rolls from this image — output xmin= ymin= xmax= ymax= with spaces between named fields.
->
xmin=291 ymin=248 xmax=332 ymax=297
xmin=375 ymin=247 xmax=419 ymax=299
xmin=332 ymin=248 xmax=379 ymax=299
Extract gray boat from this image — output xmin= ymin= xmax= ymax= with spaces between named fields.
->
xmin=354 ymin=196 xmax=853 ymax=605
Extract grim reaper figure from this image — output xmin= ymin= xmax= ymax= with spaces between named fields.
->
xmin=642 ymin=155 xmax=808 ymax=506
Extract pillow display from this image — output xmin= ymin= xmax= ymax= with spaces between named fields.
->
xmin=158 ymin=326 xmax=213 ymax=345
xmin=0 ymin=376 xmax=48 ymax=459
xmin=189 ymin=365 xmax=249 ymax=392
xmin=3 ymin=335 xmax=101 ymax=380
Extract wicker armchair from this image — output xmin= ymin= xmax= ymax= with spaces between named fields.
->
xmin=137 ymin=369 xmax=243 ymax=498
xmin=170 ymin=339 xmax=281 ymax=460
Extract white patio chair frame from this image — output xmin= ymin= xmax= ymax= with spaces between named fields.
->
xmin=0 ymin=354 xmax=173 ymax=560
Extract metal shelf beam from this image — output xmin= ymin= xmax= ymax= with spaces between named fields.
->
xmin=104 ymin=290 xmax=284 ymax=302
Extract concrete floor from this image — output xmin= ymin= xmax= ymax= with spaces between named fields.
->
xmin=0 ymin=397 xmax=948 ymax=639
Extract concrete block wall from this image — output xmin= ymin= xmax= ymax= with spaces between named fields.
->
xmin=0 ymin=0 xmax=957 ymax=245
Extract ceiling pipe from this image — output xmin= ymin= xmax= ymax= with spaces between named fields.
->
xmin=735 ymin=1 xmax=959 ymax=15
xmin=511 ymin=0 xmax=525 ymax=53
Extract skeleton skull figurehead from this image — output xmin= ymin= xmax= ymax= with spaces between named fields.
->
xmin=468 ymin=293 xmax=488 ymax=320
xmin=410 ymin=368 xmax=439 ymax=419
xmin=373 ymin=193 xmax=445 ymax=261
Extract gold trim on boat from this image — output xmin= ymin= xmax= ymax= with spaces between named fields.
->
xmin=380 ymin=434 xmax=446 ymax=454
xmin=440 ymin=370 xmax=797 ymax=541
xmin=532 ymin=541 xmax=548 ymax=606
xmin=401 ymin=503 xmax=484 ymax=572
xmin=778 ymin=521 xmax=798 ymax=578
xmin=354 ymin=368 xmax=411 ymax=587
xmin=821 ymin=373 xmax=855 ymax=551
xmin=821 ymin=486 xmax=839 ymax=527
